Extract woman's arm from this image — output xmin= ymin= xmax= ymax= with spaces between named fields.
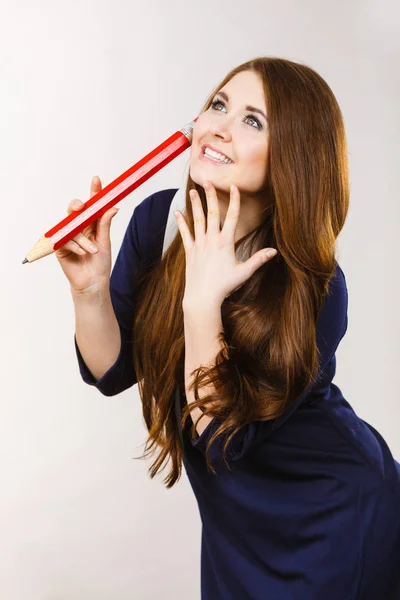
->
xmin=183 ymin=303 xmax=224 ymax=438
xmin=73 ymin=286 xmax=122 ymax=382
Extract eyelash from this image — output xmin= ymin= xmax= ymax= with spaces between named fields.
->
xmin=210 ymin=98 xmax=263 ymax=130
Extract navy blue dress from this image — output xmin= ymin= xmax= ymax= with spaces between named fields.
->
xmin=74 ymin=188 xmax=400 ymax=599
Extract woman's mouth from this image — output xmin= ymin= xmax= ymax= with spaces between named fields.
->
xmin=199 ymin=146 xmax=234 ymax=167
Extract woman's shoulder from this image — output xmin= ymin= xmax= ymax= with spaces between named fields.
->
xmin=133 ymin=187 xmax=179 ymax=227
xmin=126 ymin=187 xmax=179 ymax=262
xmin=331 ymin=259 xmax=348 ymax=293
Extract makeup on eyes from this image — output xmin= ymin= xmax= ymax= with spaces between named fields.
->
xmin=212 ymin=90 xmax=267 ymax=130
xmin=211 ymin=98 xmax=263 ymax=131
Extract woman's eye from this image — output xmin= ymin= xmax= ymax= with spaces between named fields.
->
xmin=211 ymin=99 xmax=225 ymax=111
xmin=210 ymin=99 xmax=262 ymax=130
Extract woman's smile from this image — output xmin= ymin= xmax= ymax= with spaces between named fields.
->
xmin=198 ymin=148 xmax=234 ymax=167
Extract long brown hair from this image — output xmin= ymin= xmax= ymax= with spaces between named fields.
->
xmin=132 ymin=56 xmax=350 ymax=488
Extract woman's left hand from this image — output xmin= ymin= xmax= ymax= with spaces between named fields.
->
xmin=175 ymin=180 xmax=278 ymax=310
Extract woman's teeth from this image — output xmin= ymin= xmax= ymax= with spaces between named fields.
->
xmin=203 ymin=147 xmax=233 ymax=164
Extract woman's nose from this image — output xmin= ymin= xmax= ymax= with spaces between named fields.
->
xmin=209 ymin=121 xmax=232 ymax=139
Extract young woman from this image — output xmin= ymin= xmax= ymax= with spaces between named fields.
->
xmin=56 ymin=57 xmax=400 ymax=599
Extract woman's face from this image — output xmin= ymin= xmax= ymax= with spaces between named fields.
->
xmin=190 ymin=70 xmax=269 ymax=205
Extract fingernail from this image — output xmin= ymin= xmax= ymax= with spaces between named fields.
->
xmin=265 ymin=249 xmax=278 ymax=259
xmin=89 ymin=244 xmax=98 ymax=253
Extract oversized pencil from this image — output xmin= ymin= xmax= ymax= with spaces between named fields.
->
xmin=22 ymin=117 xmax=198 ymax=264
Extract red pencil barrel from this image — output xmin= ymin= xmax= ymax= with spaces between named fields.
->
xmin=47 ymin=125 xmax=195 ymax=251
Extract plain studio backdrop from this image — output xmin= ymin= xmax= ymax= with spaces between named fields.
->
xmin=0 ymin=0 xmax=399 ymax=598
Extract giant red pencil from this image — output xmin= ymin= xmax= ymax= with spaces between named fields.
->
xmin=22 ymin=117 xmax=198 ymax=264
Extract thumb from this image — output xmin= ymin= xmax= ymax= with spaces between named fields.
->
xmin=96 ymin=207 xmax=119 ymax=242
xmin=239 ymin=248 xmax=278 ymax=280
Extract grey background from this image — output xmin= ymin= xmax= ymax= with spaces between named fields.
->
xmin=0 ymin=0 xmax=399 ymax=598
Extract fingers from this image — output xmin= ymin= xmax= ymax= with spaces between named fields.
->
xmin=66 ymin=176 xmax=102 ymax=254
xmin=73 ymin=232 xmax=98 ymax=253
xmin=189 ymin=189 xmax=206 ymax=243
xmin=203 ymin=181 xmax=220 ymax=236
xmin=192 ymin=181 xmax=239 ymax=241
xmin=58 ymin=232 xmax=98 ymax=256
xmin=221 ymin=184 xmax=240 ymax=237
xmin=183 ymin=182 xmax=239 ymax=251
xmin=62 ymin=198 xmax=97 ymax=255
xmin=66 ymin=173 xmax=101 ymax=216
xmin=90 ymin=175 xmax=118 ymax=245
xmin=175 ymin=208 xmax=193 ymax=252
xmin=96 ymin=206 xmax=119 ymax=246
xmin=91 ymin=175 xmax=102 ymax=197
xmin=64 ymin=196 xmax=97 ymax=256
xmin=67 ymin=198 xmax=85 ymax=215
xmin=57 ymin=239 xmax=89 ymax=256
xmin=60 ymin=176 xmax=109 ymax=256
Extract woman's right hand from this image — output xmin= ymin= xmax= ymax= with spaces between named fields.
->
xmin=55 ymin=176 xmax=119 ymax=295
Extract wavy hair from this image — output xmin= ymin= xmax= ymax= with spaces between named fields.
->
xmin=132 ymin=56 xmax=350 ymax=488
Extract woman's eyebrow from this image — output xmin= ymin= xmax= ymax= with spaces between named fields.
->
xmin=215 ymin=90 xmax=268 ymax=122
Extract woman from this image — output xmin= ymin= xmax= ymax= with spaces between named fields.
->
xmin=56 ymin=57 xmax=400 ymax=599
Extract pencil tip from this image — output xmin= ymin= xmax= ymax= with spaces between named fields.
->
xmin=22 ymin=258 xmax=28 ymax=264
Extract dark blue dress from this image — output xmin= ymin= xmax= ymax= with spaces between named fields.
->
xmin=74 ymin=188 xmax=400 ymax=599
